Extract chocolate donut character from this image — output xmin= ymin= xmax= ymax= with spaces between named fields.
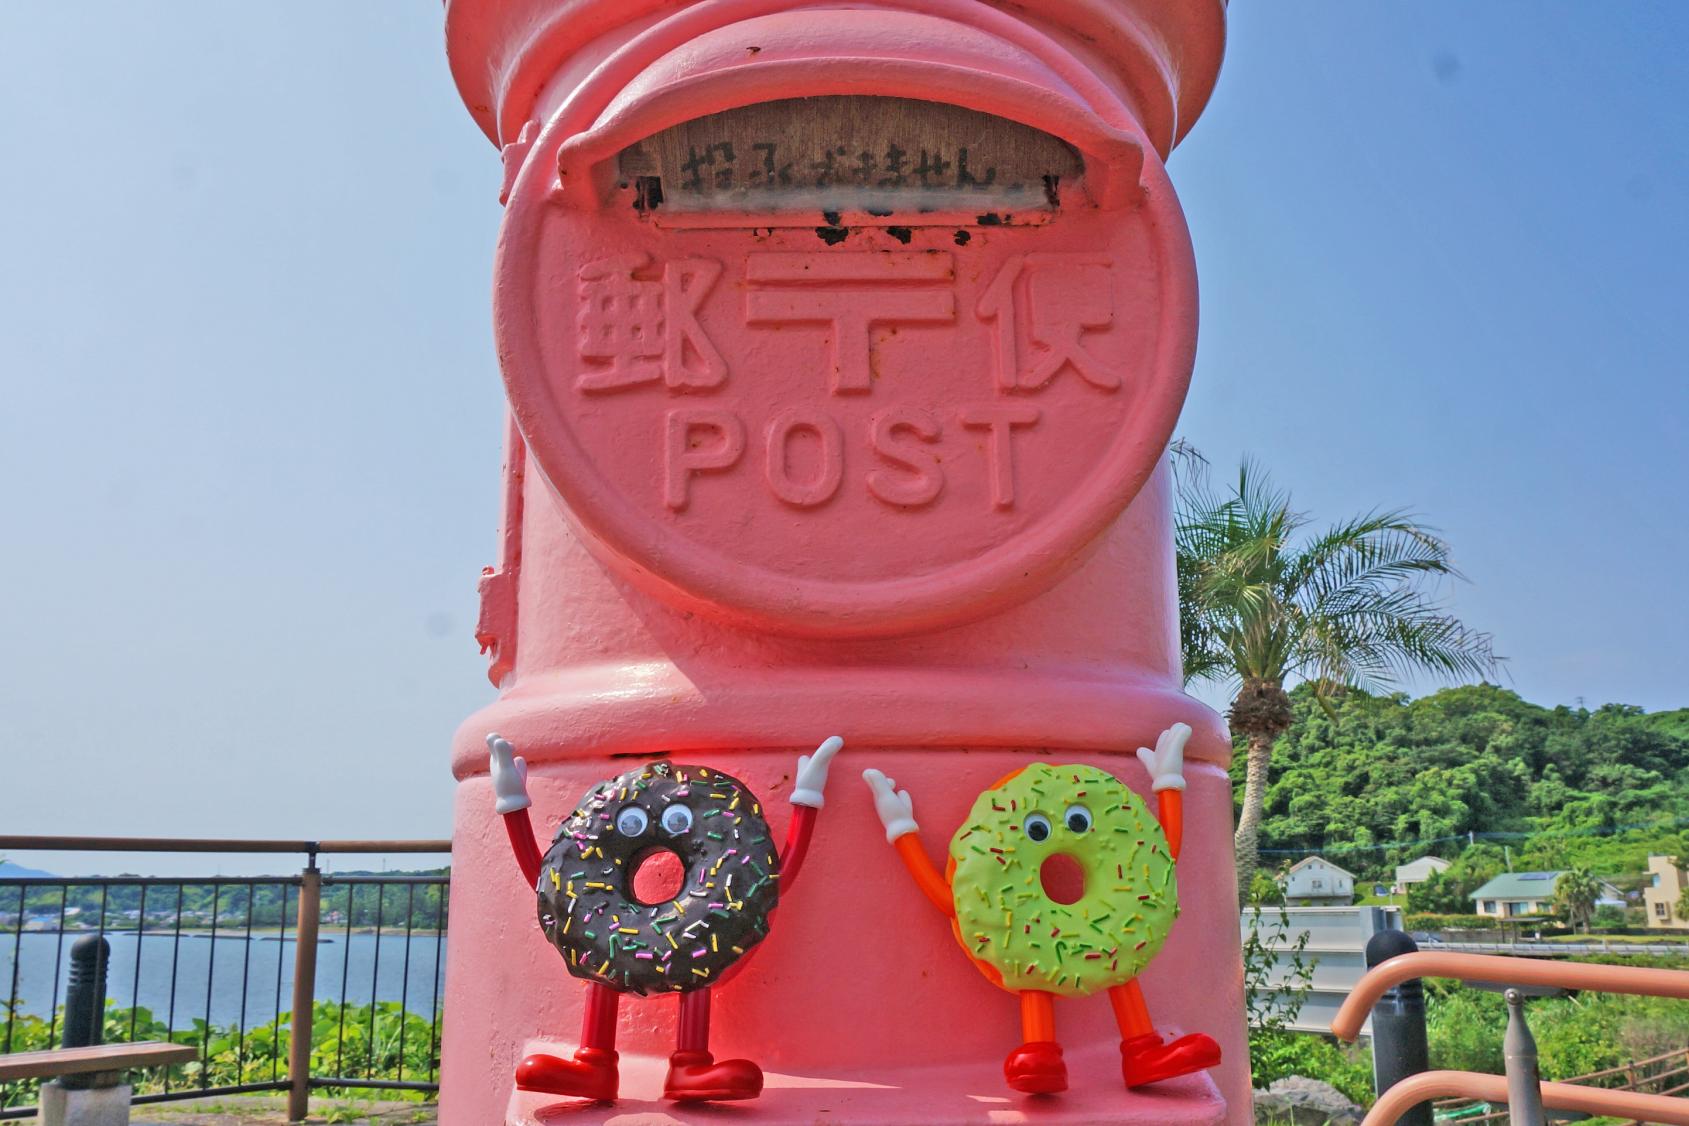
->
xmin=489 ymin=734 xmax=842 ymax=1104
xmin=536 ymin=761 xmax=780 ymax=995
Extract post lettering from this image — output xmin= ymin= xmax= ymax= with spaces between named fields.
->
xmin=867 ymin=407 xmax=944 ymax=508
xmin=664 ymin=409 xmax=746 ymax=511
xmin=764 ymin=408 xmax=845 ymax=508
xmin=959 ymin=404 xmax=1040 ymax=510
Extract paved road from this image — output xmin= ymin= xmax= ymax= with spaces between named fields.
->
xmin=1417 ymin=938 xmax=1689 ymax=957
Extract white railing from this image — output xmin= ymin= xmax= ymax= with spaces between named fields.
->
xmin=1243 ymin=904 xmax=1401 ymax=1035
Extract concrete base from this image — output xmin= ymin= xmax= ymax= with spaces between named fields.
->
xmin=40 ymin=1083 xmax=132 ymax=1126
xmin=504 ymin=1040 xmax=1231 ymax=1125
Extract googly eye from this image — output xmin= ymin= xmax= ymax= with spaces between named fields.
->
xmin=661 ymin=804 xmax=694 ymax=835
xmin=1064 ymin=804 xmax=1093 ymax=833
xmin=1023 ymin=813 xmax=1052 ymax=842
xmin=615 ymin=807 xmax=649 ymax=836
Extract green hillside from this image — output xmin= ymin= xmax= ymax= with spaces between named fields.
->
xmin=1233 ymin=683 xmax=1689 ymax=888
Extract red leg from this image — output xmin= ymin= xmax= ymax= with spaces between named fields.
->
xmin=663 ymin=988 xmax=764 ymax=1103
xmin=1004 ymin=990 xmax=1067 ymax=1094
xmin=513 ymin=983 xmax=620 ymax=1101
xmin=1109 ymin=980 xmax=1220 ymax=1088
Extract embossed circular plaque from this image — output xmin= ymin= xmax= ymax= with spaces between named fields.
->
xmin=496 ymin=106 xmax=1197 ymax=637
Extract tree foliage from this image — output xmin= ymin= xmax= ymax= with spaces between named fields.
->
xmin=1238 ymin=683 xmax=1689 ymax=888
xmin=1175 ymin=452 xmax=1500 ymax=891
xmin=1552 ymin=865 xmax=1600 ymax=933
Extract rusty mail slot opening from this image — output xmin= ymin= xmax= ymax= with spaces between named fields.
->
xmin=616 ymin=96 xmax=1084 ymax=225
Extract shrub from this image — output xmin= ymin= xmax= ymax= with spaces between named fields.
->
xmin=0 ymin=1000 xmax=438 ymax=1111
xmin=1404 ymin=913 xmax=1492 ymax=931
xmin=1249 ymin=1028 xmax=1374 ymax=1105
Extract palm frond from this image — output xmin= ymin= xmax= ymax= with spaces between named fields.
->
xmin=1173 ymin=457 xmax=1501 ymax=695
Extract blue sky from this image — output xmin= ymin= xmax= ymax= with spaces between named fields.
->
xmin=1 ymin=4 xmax=1684 ymax=875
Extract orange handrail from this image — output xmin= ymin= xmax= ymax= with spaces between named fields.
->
xmin=1361 ymin=1070 xmax=1689 ymax=1126
xmin=1330 ymin=951 xmax=1689 ymax=1041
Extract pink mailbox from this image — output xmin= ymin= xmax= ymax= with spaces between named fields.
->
xmin=442 ymin=1 xmax=1239 ymax=1121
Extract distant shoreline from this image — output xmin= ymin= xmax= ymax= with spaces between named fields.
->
xmin=3 ymin=927 xmax=445 ymax=940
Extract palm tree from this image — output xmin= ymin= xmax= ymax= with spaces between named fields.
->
xmin=1553 ymin=865 xmax=1600 ymax=933
xmin=1174 ymin=452 xmax=1500 ymax=894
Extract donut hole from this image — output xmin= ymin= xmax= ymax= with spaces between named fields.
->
xmin=1039 ymin=852 xmax=1086 ymax=905
xmin=630 ymin=847 xmax=686 ymax=906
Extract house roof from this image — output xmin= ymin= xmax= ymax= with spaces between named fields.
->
xmin=1285 ymin=856 xmax=1356 ymax=880
xmin=1470 ymin=872 xmax=1562 ymax=900
xmin=1468 ymin=871 xmax=1622 ymax=901
xmin=1398 ymin=856 xmax=1450 ymax=872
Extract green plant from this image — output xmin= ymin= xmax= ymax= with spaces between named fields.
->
xmin=1237 ymin=902 xmax=1371 ymax=1100
xmin=0 ymin=999 xmax=439 ymax=1111
xmin=1249 ymin=1028 xmax=1374 ymax=1105
xmin=1173 ymin=452 xmax=1499 ymax=892
xmin=1242 ymin=903 xmax=1314 ymax=1036
xmin=1553 ymin=865 xmax=1600 ymax=933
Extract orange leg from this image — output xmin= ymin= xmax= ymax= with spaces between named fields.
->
xmin=1107 ymin=979 xmax=1154 ymax=1038
xmin=1110 ymin=979 xmax=1222 ymax=1088
xmin=1003 ymin=991 xmax=1066 ymax=1094
xmin=1020 ymin=990 xmax=1056 ymax=1042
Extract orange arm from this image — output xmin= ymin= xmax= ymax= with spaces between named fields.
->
xmin=894 ymin=834 xmax=955 ymax=917
xmin=1157 ymin=790 xmax=1184 ymax=863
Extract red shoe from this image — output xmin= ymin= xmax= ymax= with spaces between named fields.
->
xmin=1120 ymin=1032 xmax=1221 ymax=1087
xmin=514 ymin=1047 xmax=618 ymax=1101
xmin=662 ymin=1049 xmax=764 ymax=1102
xmin=1004 ymin=1040 xmax=1068 ymax=1094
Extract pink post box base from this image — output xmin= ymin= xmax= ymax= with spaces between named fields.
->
xmin=506 ymin=1044 xmax=1226 ymax=1124
xmin=442 ymin=751 xmax=1248 ymax=1124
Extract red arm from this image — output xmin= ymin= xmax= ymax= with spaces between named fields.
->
xmin=777 ymin=735 xmax=843 ymax=890
xmin=777 ymin=804 xmax=819 ymax=889
xmin=487 ymin=733 xmax=542 ymax=886
xmin=503 ymin=807 xmax=544 ymax=887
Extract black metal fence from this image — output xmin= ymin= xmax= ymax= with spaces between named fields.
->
xmin=0 ymin=838 xmax=450 ymax=1120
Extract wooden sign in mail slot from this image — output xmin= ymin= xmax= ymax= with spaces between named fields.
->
xmin=617 ymin=96 xmax=1084 ymax=214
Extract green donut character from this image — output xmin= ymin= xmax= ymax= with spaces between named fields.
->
xmin=949 ymin=762 xmax=1177 ymax=996
xmin=862 ymin=723 xmax=1222 ymax=1094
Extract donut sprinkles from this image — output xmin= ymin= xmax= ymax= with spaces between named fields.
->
xmin=948 ymin=763 xmax=1177 ymax=997
xmin=536 ymin=761 xmax=780 ymax=996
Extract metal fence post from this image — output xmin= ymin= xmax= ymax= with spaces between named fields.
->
xmin=1503 ymin=988 xmax=1546 ymax=1126
xmin=1366 ymin=928 xmax=1431 ymax=1126
xmin=288 ymin=853 xmax=322 ymax=1122
xmin=59 ymin=935 xmax=112 ymax=1090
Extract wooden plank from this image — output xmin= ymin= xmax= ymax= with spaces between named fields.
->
xmin=618 ymin=95 xmax=1081 ymax=214
xmin=0 ymin=1041 xmax=199 ymax=1081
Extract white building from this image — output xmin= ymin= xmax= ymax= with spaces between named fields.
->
xmin=1394 ymin=855 xmax=1451 ymax=893
xmin=1280 ymin=856 xmax=1355 ymax=906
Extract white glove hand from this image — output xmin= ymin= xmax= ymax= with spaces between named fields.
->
xmin=861 ymin=768 xmax=918 ymax=843
xmin=487 ymin=732 xmax=532 ymax=814
xmin=1135 ymin=722 xmax=1191 ymax=792
xmin=790 ymin=735 xmax=844 ymax=808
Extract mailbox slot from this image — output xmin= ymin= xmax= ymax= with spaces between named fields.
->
xmin=615 ymin=96 xmax=1082 ymax=227
xmin=550 ymin=9 xmax=1146 ymax=213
